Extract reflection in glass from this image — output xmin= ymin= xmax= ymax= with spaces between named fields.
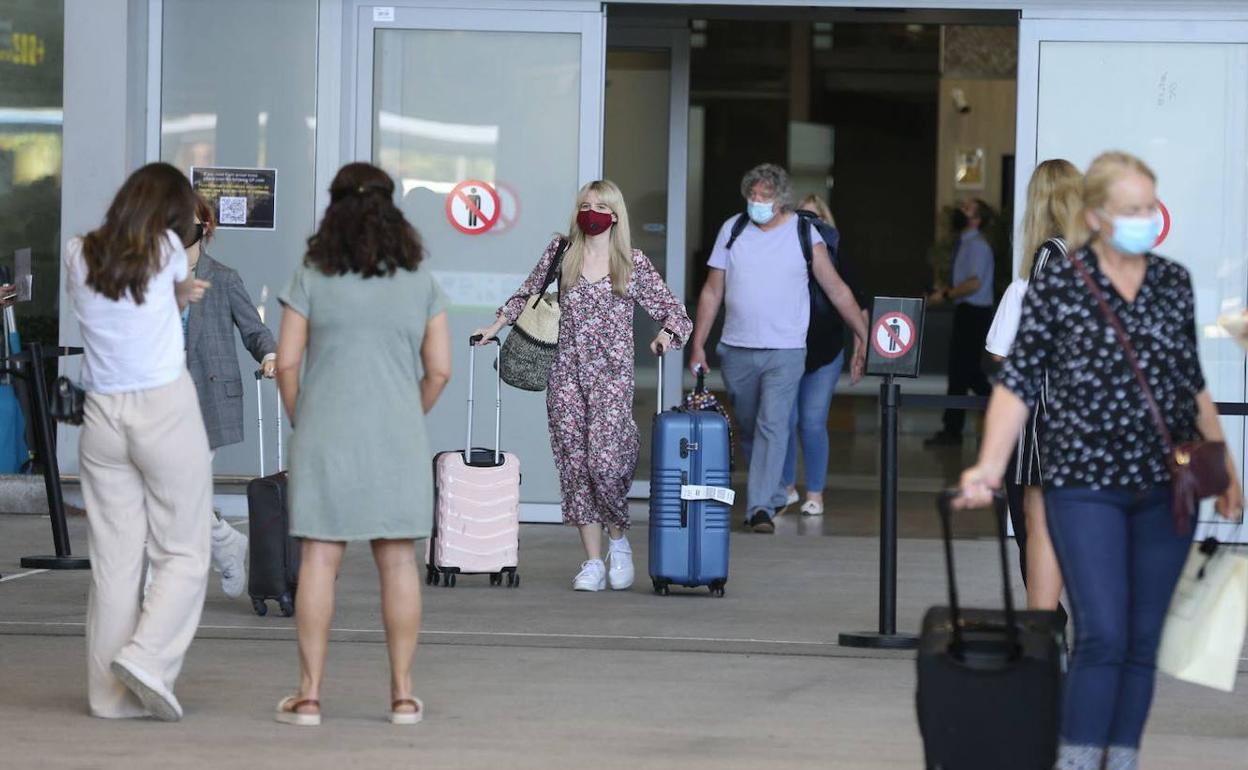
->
xmin=371 ymin=28 xmax=583 ymax=505
xmin=0 ymin=0 xmax=64 ymax=348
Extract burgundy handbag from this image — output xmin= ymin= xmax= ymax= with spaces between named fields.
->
xmin=1067 ymin=248 xmax=1229 ymax=534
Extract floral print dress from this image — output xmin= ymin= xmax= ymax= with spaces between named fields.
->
xmin=500 ymin=236 xmax=693 ymax=529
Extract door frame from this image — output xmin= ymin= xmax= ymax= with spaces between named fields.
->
xmin=607 ymin=20 xmax=692 ymax=499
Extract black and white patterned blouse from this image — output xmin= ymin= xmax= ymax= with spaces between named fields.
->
xmin=998 ymin=247 xmax=1206 ymax=489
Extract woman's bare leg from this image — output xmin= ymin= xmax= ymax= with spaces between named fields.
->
xmin=1023 ymin=487 xmax=1064 ymax=610
xmin=371 ymin=539 xmax=422 ymax=710
xmin=294 ymin=539 xmax=347 ymax=711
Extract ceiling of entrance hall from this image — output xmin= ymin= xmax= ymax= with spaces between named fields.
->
xmin=690 ymin=21 xmax=940 ymax=99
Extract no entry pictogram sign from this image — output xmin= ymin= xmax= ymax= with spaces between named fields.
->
xmin=866 ymin=297 xmax=925 ymax=378
xmin=446 ymin=180 xmax=500 ymax=235
xmin=872 ymin=312 xmax=915 ymax=359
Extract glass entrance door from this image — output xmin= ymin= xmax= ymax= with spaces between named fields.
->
xmin=1018 ymin=18 xmax=1248 ymax=542
xmin=353 ymin=6 xmax=604 ymax=521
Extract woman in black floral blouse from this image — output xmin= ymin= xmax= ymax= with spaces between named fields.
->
xmin=958 ymin=151 xmax=1242 ymax=770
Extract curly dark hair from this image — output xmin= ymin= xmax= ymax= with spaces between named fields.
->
xmin=305 ymin=163 xmax=424 ymax=277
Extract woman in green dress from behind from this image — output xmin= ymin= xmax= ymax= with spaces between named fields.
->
xmin=273 ymin=162 xmax=452 ymax=726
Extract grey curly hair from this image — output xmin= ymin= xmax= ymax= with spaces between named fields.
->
xmin=739 ymin=163 xmax=793 ymax=211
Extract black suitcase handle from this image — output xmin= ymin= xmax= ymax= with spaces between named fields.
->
xmin=937 ymin=490 xmax=1020 ymax=657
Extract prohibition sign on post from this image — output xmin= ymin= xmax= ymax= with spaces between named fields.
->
xmin=446 ymin=180 xmax=501 ymax=235
xmin=872 ymin=312 xmax=915 ymax=359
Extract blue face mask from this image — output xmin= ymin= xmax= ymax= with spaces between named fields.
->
xmin=1108 ymin=213 xmax=1162 ymax=255
xmin=747 ymin=200 xmax=776 ymax=225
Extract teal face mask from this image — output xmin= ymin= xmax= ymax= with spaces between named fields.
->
xmin=747 ymin=200 xmax=776 ymax=225
xmin=1108 ymin=213 xmax=1163 ymax=255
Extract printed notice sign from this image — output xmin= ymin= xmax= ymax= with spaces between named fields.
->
xmin=191 ymin=166 xmax=277 ymax=231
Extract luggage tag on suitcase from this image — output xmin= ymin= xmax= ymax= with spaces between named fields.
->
xmin=680 ymin=484 xmax=735 ymax=505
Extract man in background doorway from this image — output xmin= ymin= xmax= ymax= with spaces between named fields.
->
xmin=925 ymin=198 xmax=995 ymax=447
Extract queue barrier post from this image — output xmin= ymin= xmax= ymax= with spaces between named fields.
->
xmin=839 ymin=375 xmax=918 ymax=650
xmin=18 ymin=342 xmax=89 ymax=570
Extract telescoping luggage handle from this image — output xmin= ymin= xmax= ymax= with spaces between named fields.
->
xmin=255 ymin=370 xmax=283 ymax=477
xmin=937 ymin=490 xmax=1020 ymax=656
xmin=467 ymin=334 xmax=502 ymax=466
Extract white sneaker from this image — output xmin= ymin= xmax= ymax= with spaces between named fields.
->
xmin=799 ymin=500 xmax=824 ymax=516
xmin=784 ymin=488 xmax=800 ymax=507
xmin=572 ymin=559 xmax=607 ymax=592
xmin=211 ymin=518 xmax=249 ymax=599
xmin=606 ymin=537 xmax=634 ymax=590
xmin=111 ymin=658 xmax=183 ymax=722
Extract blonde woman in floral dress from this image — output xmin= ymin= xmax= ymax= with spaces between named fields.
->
xmin=476 ymin=180 xmax=692 ymax=592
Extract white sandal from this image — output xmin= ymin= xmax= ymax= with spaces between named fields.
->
xmin=799 ymin=500 xmax=824 ymax=516
xmin=390 ymin=697 xmax=424 ymax=725
xmin=275 ymin=695 xmax=321 ymax=726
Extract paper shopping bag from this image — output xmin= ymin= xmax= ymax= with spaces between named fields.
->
xmin=1157 ymin=539 xmax=1248 ymax=692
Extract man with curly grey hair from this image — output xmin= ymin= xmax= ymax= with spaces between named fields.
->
xmin=689 ymin=163 xmax=867 ymax=533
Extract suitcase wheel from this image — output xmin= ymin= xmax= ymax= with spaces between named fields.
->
xmin=278 ymin=593 xmax=295 ymax=617
xmin=444 ymin=573 xmax=457 ymax=588
xmin=425 ymin=567 xmax=436 ymax=586
xmin=709 ymin=580 xmax=726 ymax=598
xmin=251 ymin=598 xmax=268 ymax=617
xmin=652 ymin=578 xmax=670 ymax=596
xmin=507 ymin=571 xmax=519 ymax=588
xmin=489 ymin=572 xmax=502 ymax=587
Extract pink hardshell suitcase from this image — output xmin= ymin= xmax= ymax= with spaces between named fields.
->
xmin=425 ymin=335 xmax=521 ymax=588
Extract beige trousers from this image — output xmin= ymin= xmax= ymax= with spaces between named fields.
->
xmin=80 ymin=372 xmax=213 ymax=718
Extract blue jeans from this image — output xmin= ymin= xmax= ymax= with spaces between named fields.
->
xmin=1044 ymin=486 xmax=1191 ymax=751
xmin=780 ymin=352 xmax=844 ymax=494
xmin=718 ymin=345 xmax=805 ymax=517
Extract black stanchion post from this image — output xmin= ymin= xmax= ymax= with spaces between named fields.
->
xmin=839 ymin=374 xmax=917 ymax=650
xmin=21 ymin=341 xmax=90 ymax=570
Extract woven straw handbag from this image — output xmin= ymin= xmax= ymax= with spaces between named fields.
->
xmin=499 ymin=240 xmax=568 ymax=391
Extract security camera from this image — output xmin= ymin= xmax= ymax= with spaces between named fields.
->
xmin=952 ymin=88 xmax=971 ymax=115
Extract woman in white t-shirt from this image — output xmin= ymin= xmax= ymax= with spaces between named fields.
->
xmin=68 ymin=162 xmax=212 ymax=722
xmin=984 ymin=158 xmax=1081 ymax=613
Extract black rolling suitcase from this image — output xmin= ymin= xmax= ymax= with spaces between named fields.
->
xmin=247 ymin=372 xmax=299 ymax=617
xmin=916 ymin=491 xmax=1065 ymax=770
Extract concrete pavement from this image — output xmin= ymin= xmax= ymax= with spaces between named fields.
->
xmin=1 ymin=511 xmax=1244 ymax=769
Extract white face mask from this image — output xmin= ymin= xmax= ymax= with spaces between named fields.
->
xmin=747 ymin=200 xmax=776 ymax=225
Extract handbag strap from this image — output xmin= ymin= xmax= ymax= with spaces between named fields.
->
xmin=1066 ymin=247 xmax=1175 ymax=454
xmin=539 ymin=238 xmax=570 ymax=300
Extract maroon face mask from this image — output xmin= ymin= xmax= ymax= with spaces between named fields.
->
xmin=576 ymin=209 xmax=614 ymax=236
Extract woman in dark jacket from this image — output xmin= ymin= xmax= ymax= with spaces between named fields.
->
xmin=183 ymin=197 xmax=276 ymax=598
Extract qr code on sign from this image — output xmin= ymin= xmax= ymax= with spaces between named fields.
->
xmin=218 ymin=197 xmax=248 ymax=226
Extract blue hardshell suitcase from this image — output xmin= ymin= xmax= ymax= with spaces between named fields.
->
xmin=648 ymin=356 xmax=732 ymax=597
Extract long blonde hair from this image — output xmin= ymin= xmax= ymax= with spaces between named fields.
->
xmin=1065 ymin=151 xmax=1157 ymax=251
xmin=559 ymin=179 xmax=634 ymax=296
xmin=798 ymin=194 xmax=835 ymax=226
xmin=1020 ymin=159 xmax=1081 ymax=277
